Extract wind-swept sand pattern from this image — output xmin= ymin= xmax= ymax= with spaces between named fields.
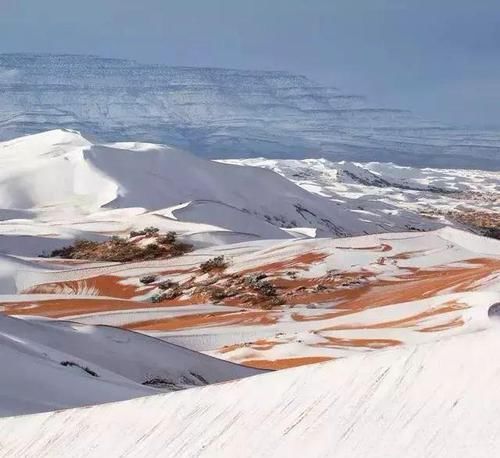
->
xmin=0 ymin=127 xmax=499 ymax=448
xmin=3 ymin=297 xmax=161 ymax=318
xmin=24 ymin=275 xmax=145 ymax=298
xmin=3 ymin=327 xmax=500 ymax=456
xmin=3 ymin=227 xmax=499 ymax=369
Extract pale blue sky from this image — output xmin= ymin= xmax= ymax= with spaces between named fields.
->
xmin=1 ymin=0 xmax=499 ymax=127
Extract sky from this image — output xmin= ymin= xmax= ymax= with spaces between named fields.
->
xmin=1 ymin=0 xmax=499 ymax=128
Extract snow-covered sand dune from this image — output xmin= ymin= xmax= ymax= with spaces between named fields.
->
xmin=221 ymin=157 xmax=499 ymax=236
xmin=0 ymin=125 xmax=498 ymax=451
xmin=0 ymin=314 xmax=262 ymax=416
xmin=0 ymin=130 xmax=395 ymax=254
xmin=2 ymin=322 xmax=500 ymax=457
xmin=0 ymin=130 xmax=497 ymax=257
xmin=4 ymin=227 xmax=499 ymax=370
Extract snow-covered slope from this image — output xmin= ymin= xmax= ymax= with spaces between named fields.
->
xmin=0 ymin=313 xmax=262 ymax=416
xmin=221 ymin=157 xmax=499 ymax=235
xmin=221 ymin=157 xmax=499 ymax=198
xmin=0 ymin=254 xmax=54 ymax=294
xmin=0 ymin=130 xmax=421 ymax=254
xmin=1 ymin=130 xmax=496 ymax=257
xmin=5 ymin=227 xmax=499 ymax=370
xmin=1 ymin=54 xmax=499 ymax=170
xmin=2 ymin=323 xmax=500 ymax=457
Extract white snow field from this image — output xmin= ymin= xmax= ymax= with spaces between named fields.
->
xmin=221 ymin=157 xmax=499 ymax=235
xmin=0 ymin=130 xmax=497 ymax=258
xmin=0 ymin=126 xmax=498 ymax=455
xmin=0 ymin=313 xmax=262 ymax=417
xmin=1 ymin=321 xmax=500 ymax=457
xmin=3 ymin=227 xmax=499 ymax=371
xmin=0 ymin=129 xmax=402 ymax=256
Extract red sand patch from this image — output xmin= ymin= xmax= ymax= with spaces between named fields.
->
xmin=241 ymin=356 xmax=333 ymax=370
xmin=23 ymin=275 xmax=143 ymax=299
xmin=320 ymin=301 xmax=468 ymax=332
xmin=220 ymin=338 xmax=285 ymax=354
xmin=315 ymin=336 xmax=401 ymax=349
xmin=387 ymin=249 xmax=428 ymax=260
xmin=2 ymin=297 xmax=150 ymax=318
xmin=337 ymin=243 xmax=392 ymax=252
xmin=238 ymin=251 xmax=328 ymax=276
xmin=418 ymin=317 xmax=465 ymax=332
xmin=124 ymin=310 xmax=278 ymax=331
xmin=283 ymin=258 xmax=499 ymax=311
xmin=291 ymin=310 xmax=354 ymax=322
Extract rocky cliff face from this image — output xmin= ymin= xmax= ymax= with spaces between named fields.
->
xmin=1 ymin=53 xmax=498 ymax=169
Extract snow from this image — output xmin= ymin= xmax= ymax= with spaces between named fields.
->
xmin=0 ymin=130 xmax=393 ymax=256
xmin=2 ymin=324 xmax=500 ymax=456
xmin=221 ymin=157 xmax=499 ymax=236
xmin=0 ymin=130 xmax=496 ymax=257
xmin=0 ymin=254 xmax=54 ymax=294
xmin=0 ymin=313 xmax=263 ymax=416
xmin=437 ymin=226 xmax=500 ymax=255
xmin=1 ymin=54 xmax=499 ymax=170
xmin=0 ymin=124 xmax=497 ymax=454
xmin=6 ymin=226 xmax=495 ymax=370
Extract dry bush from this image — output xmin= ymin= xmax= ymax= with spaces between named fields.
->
xmin=200 ymin=255 xmax=228 ymax=273
xmin=157 ymin=232 xmax=177 ymax=244
xmin=158 ymin=280 xmax=179 ymax=290
xmin=151 ymin=289 xmax=181 ymax=303
xmin=47 ymin=233 xmax=192 ymax=262
xmin=140 ymin=275 xmax=157 ymax=285
xmin=129 ymin=226 xmax=160 ymax=238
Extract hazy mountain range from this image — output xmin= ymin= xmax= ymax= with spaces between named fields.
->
xmin=1 ymin=53 xmax=499 ymax=170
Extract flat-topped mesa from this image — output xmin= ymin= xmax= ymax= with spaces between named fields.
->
xmin=1 ymin=54 xmax=499 ymax=169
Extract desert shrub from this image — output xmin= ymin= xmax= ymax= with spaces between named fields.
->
xmin=60 ymin=361 xmax=99 ymax=377
xmin=142 ymin=377 xmax=179 ymax=389
xmin=200 ymin=255 xmax=228 ymax=273
xmin=158 ymin=280 xmax=179 ymax=290
xmin=245 ymin=276 xmax=276 ymax=297
xmin=255 ymin=280 xmax=277 ymax=297
xmin=49 ymin=245 xmax=74 ymax=258
xmin=151 ymin=292 xmax=166 ymax=303
xmin=151 ymin=289 xmax=180 ymax=303
xmin=209 ymin=287 xmax=227 ymax=301
xmin=140 ymin=275 xmax=157 ymax=285
xmin=260 ymin=302 xmax=275 ymax=310
xmin=244 ymin=273 xmax=268 ymax=286
xmin=141 ymin=243 xmax=167 ymax=259
xmin=169 ymin=241 xmax=192 ymax=256
xmin=144 ymin=226 xmax=160 ymax=236
xmin=158 ymin=231 xmax=177 ymax=244
xmin=46 ymin=231 xmax=191 ymax=262
xmin=208 ymin=287 xmax=238 ymax=302
xmin=260 ymin=296 xmax=285 ymax=310
xmin=49 ymin=239 xmax=99 ymax=259
xmin=483 ymin=227 xmax=500 ymax=240
xmin=107 ymin=246 xmax=144 ymax=262
xmin=129 ymin=226 xmax=160 ymax=238
xmin=110 ymin=235 xmax=127 ymax=244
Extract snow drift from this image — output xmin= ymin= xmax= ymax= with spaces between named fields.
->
xmin=2 ymin=323 xmax=500 ymax=456
xmin=0 ymin=130 xmax=377 ymax=240
xmin=0 ymin=313 xmax=262 ymax=416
